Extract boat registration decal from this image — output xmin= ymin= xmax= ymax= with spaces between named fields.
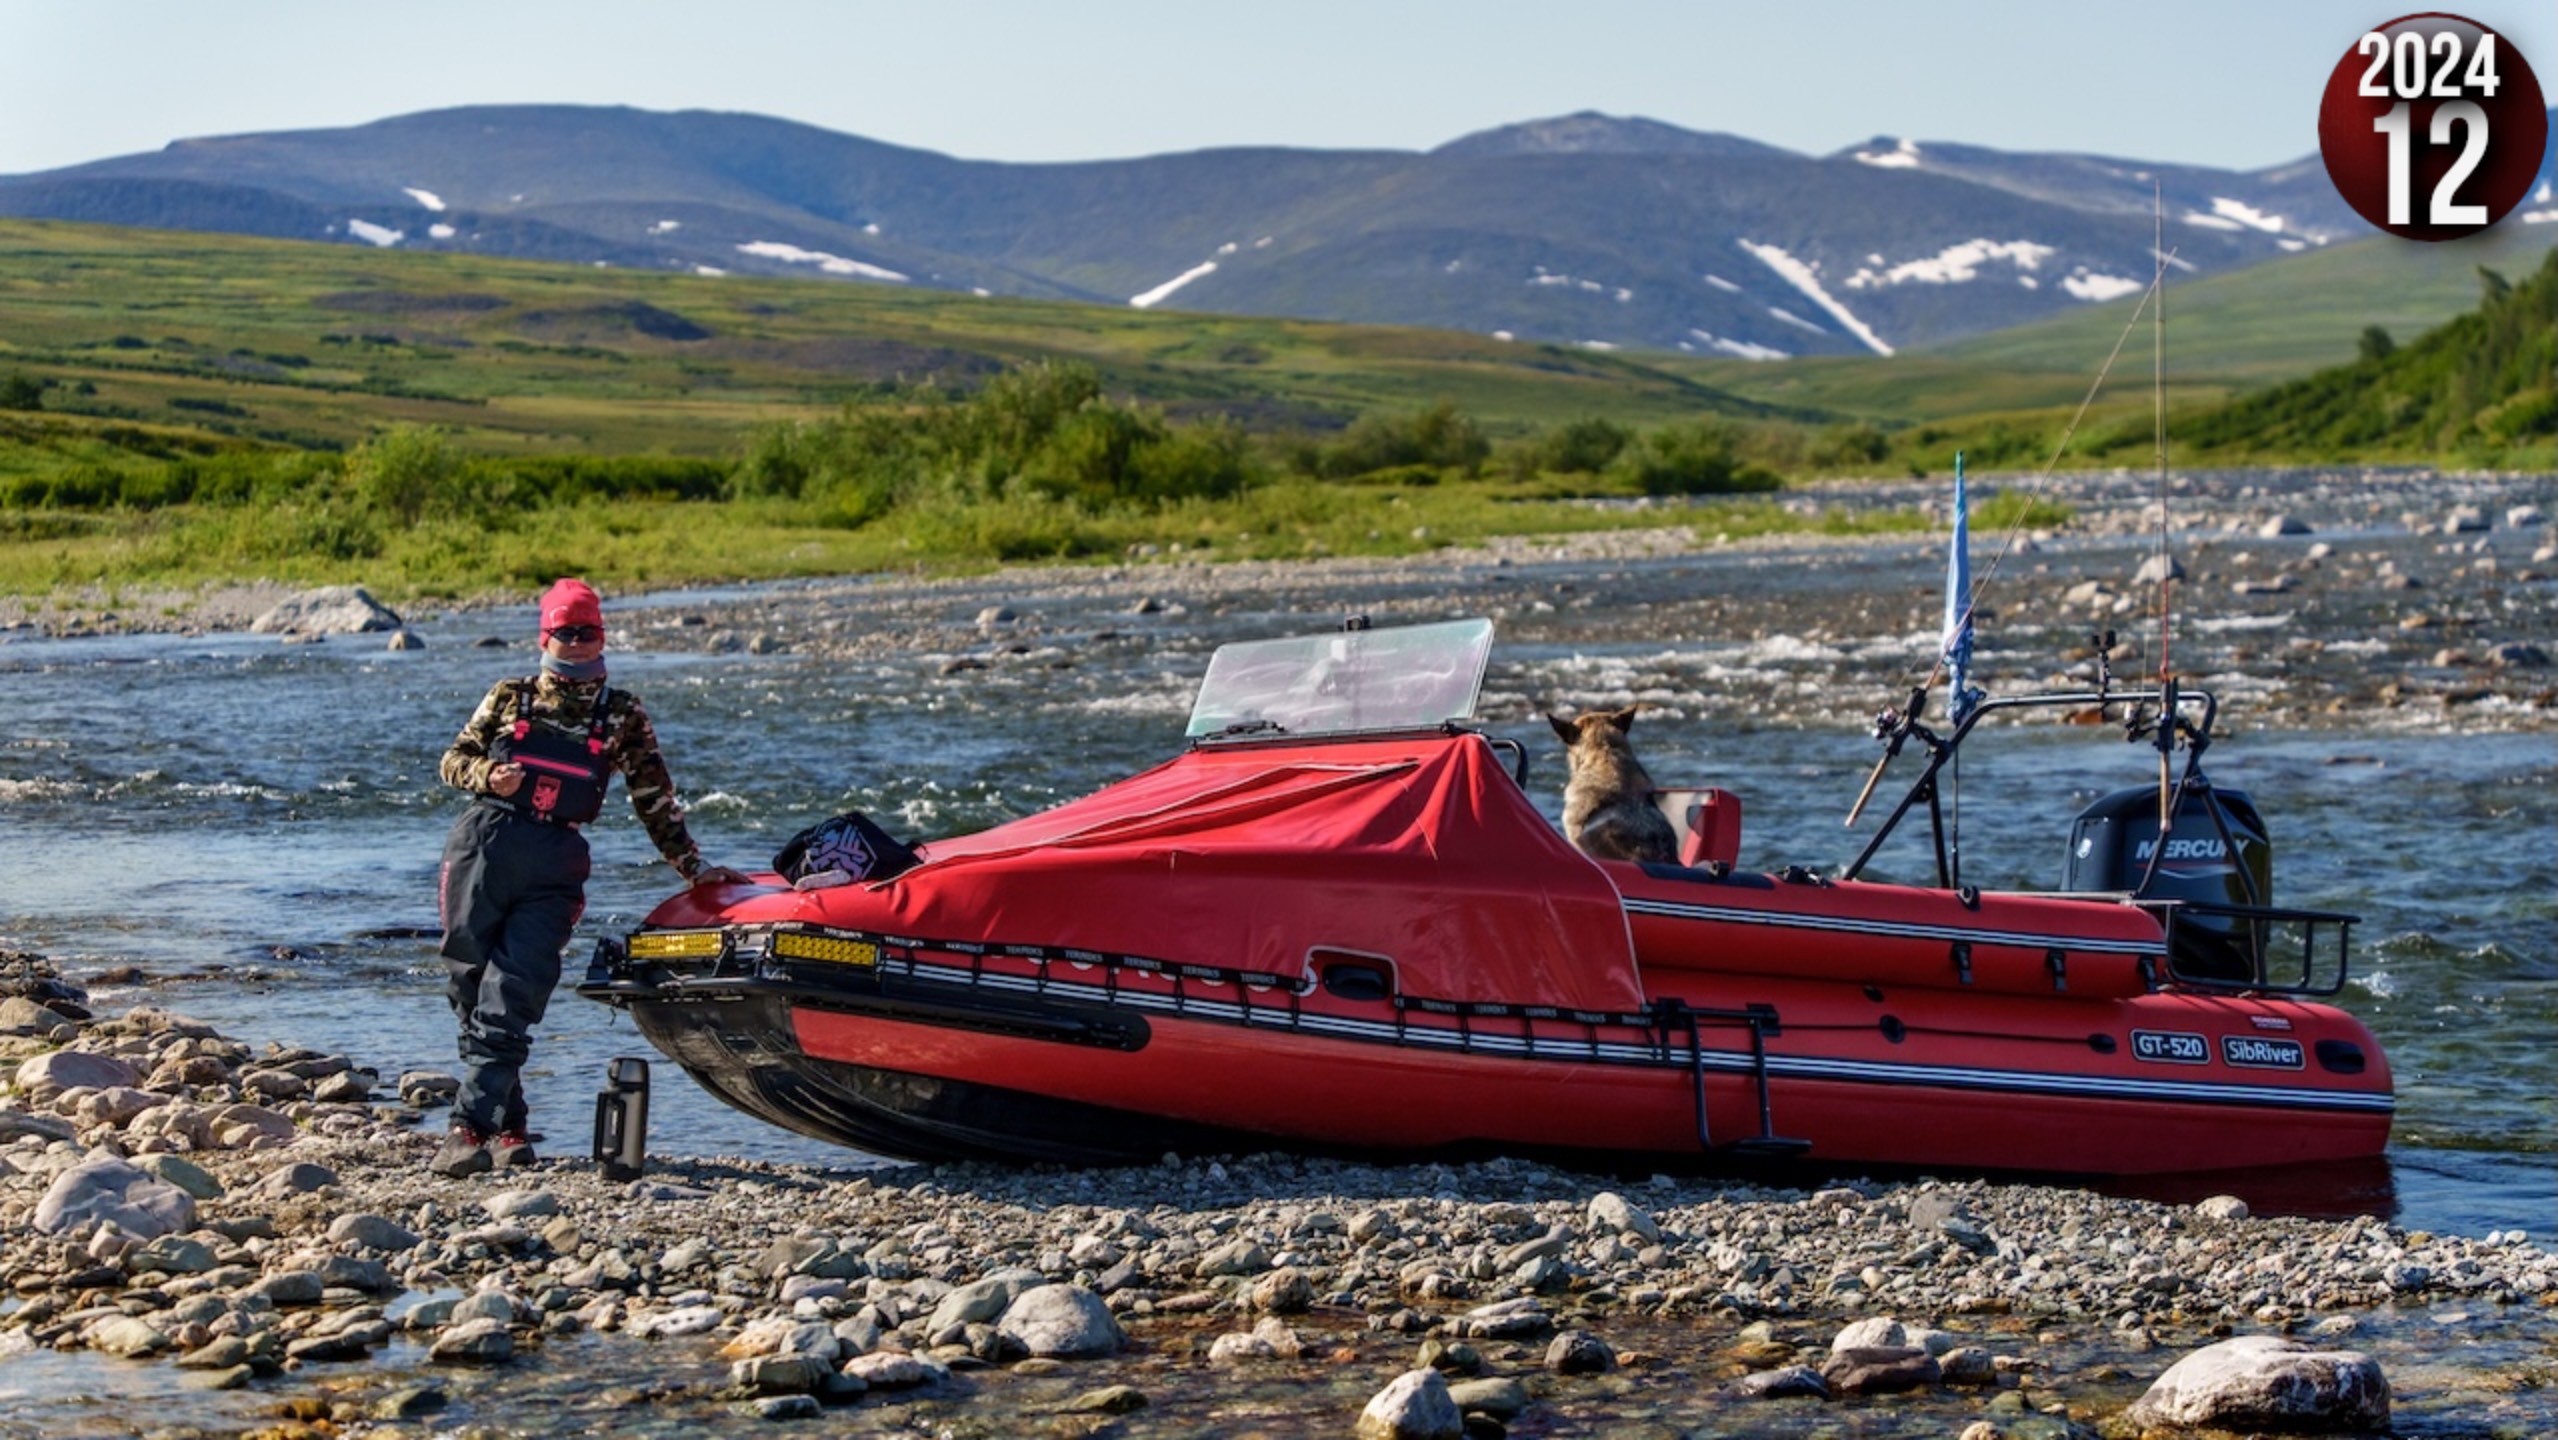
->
xmin=2222 ymin=1035 xmax=2305 ymax=1070
xmin=2131 ymin=1029 xmax=2210 ymax=1065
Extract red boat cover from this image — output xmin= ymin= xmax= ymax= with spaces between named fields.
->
xmin=826 ymin=734 xmax=1647 ymax=1014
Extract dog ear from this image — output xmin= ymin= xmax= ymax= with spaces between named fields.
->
xmin=1607 ymin=705 xmax=1640 ymax=733
xmin=1547 ymin=711 xmax=1579 ymax=744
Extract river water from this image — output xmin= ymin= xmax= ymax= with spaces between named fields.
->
xmin=0 ymin=568 xmax=2550 ymax=1241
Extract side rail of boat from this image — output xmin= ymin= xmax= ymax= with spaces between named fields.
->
xmin=1613 ymin=863 xmax=2358 ymax=1002
xmin=2140 ymin=898 xmax=2359 ymax=997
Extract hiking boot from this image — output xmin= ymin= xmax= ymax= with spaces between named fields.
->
xmin=433 ymin=1124 xmax=493 ymax=1178
xmin=492 ymin=1128 xmax=539 ymax=1169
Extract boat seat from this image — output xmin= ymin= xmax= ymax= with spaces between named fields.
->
xmin=1653 ymin=787 xmax=1742 ymax=868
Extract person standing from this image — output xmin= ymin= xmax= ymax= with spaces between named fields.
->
xmin=433 ymin=578 xmax=738 ymax=1177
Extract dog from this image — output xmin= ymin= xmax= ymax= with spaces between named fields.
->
xmin=1549 ymin=706 xmax=1679 ymax=863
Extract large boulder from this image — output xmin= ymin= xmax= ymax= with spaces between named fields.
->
xmin=15 ymin=1049 xmax=143 ymax=1102
xmin=1356 ymin=1368 xmax=1463 ymax=1440
xmin=996 ymin=1284 xmax=1123 ymax=1358
xmin=33 ymin=1154 xmax=198 ymax=1238
xmin=1587 ymin=1190 xmax=1660 ymax=1243
xmin=2127 ymin=1334 xmax=2389 ymax=1432
xmin=927 ymin=1266 xmax=1048 ymax=1333
xmin=249 ymin=586 xmax=404 ymax=636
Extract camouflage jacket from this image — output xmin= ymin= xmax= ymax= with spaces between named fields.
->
xmin=440 ymin=675 xmax=703 ymax=878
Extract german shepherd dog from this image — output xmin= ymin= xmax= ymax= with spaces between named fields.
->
xmin=1548 ymin=706 xmax=1679 ymax=863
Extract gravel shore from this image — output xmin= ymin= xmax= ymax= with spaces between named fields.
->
xmin=5 ymin=962 xmax=2556 ymax=1439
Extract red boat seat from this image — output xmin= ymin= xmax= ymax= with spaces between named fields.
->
xmin=1654 ymin=787 xmax=1742 ymax=868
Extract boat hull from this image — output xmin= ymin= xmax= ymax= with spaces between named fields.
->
xmin=586 ymin=915 xmax=2393 ymax=1176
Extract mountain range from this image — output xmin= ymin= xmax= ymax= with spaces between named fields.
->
xmin=3 ymin=105 xmax=2553 ymax=359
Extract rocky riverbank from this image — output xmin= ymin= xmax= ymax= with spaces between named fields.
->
xmin=6 ymin=956 xmax=2556 ymax=1439
xmin=7 ymin=467 xmax=2551 ymax=735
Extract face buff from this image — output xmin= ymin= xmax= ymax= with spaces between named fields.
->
xmin=540 ymin=652 xmax=608 ymax=682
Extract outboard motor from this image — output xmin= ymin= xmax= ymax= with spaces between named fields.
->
xmin=2064 ymin=783 xmax=2270 ymax=982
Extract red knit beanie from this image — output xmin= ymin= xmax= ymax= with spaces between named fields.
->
xmin=538 ymin=578 xmax=604 ymax=637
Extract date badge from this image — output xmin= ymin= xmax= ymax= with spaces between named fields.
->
xmin=2319 ymin=13 xmax=2547 ymax=240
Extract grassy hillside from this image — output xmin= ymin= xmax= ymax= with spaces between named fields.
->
xmin=2178 ymin=247 xmax=2558 ymax=460
xmin=0 ymin=217 xmax=1790 ymax=464
xmin=1677 ymin=224 xmax=2558 ymax=420
xmin=1925 ymin=225 xmax=2558 ymax=380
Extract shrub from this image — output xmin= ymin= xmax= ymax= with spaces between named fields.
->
xmin=1607 ymin=420 xmax=1782 ymax=496
xmin=346 ymin=424 xmax=506 ymax=527
xmin=1530 ymin=416 xmax=1632 ymax=475
xmin=1125 ymin=418 xmax=1255 ymax=504
xmin=728 ymin=362 xmax=1259 ymax=521
xmin=1314 ymin=400 xmax=1489 ymax=479
xmin=1809 ymin=421 xmax=1892 ymax=469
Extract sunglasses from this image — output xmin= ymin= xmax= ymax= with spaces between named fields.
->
xmin=546 ymin=625 xmax=604 ymax=644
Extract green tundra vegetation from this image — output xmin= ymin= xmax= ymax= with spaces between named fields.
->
xmin=2173 ymin=248 xmax=2558 ymax=458
xmin=0 ymin=217 xmax=2545 ymax=601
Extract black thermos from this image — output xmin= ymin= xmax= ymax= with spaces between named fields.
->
xmin=592 ymin=1056 xmax=650 ymax=1181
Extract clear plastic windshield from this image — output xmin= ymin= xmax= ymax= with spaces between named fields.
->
xmin=1185 ymin=618 xmax=1495 ymax=739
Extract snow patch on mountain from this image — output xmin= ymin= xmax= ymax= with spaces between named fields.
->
xmin=693 ymin=265 xmax=727 ymax=277
xmin=1130 ymin=259 xmax=1218 ymax=308
xmin=428 ymin=223 xmax=455 ymax=240
xmin=403 ymin=187 xmax=446 ymax=212
xmin=345 ymin=219 xmax=403 ymax=247
xmin=2182 ymin=213 xmax=2244 ymax=231
xmin=1841 ymin=238 xmax=2055 ymax=289
xmin=1854 ymin=138 xmax=1921 ymax=169
xmin=1527 ymin=268 xmax=1632 ymax=301
xmin=1738 ymin=239 xmax=1892 ymax=355
xmin=1702 ymin=274 xmax=1740 ymax=293
xmin=2208 ymin=197 xmax=2285 ymax=232
xmin=1767 ymin=307 xmax=1827 ymax=334
xmin=2062 ymin=270 xmax=2141 ymax=302
xmin=649 ymin=219 xmax=682 ymax=235
xmin=1687 ymin=328 xmax=1787 ymax=361
xmin=735 ymin=241 xmax=908 ymax=282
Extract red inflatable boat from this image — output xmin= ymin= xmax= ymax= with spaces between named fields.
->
xmin=580 ymin=618 xmax=2391 ymax=1177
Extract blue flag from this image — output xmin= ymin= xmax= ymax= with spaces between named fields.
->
xmin=1942 ymin=454 xmax=1983 ymax=725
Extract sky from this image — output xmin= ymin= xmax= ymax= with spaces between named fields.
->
xmin=4 ymin=1 xmax=2556 ymax=177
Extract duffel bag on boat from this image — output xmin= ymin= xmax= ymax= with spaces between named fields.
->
xmin=772 ymin=810 xmax=921 ymax=888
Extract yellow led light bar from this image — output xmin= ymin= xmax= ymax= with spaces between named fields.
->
xmin=771 ymin=932 xmax=880 ymax=967
xmin=626 ymin=930 xmax=725 ymax=960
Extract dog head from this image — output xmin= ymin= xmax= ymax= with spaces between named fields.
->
xmin=1548 ymin=705 xmax=1646 ymax=775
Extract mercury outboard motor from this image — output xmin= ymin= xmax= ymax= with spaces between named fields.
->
xmin=2063 ymin=783 xmax=2271 ymax=982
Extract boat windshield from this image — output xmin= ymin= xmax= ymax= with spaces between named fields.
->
xmin=1185 ymin=618 xmax=1494 ymax=739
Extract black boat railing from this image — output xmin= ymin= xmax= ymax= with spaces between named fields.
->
xmin=586 ymin=921 xmax=1727 ymax=1073
xmin=2139 ymin=899 xmax=2358 ymax=997
xmin=1843 ymin=685 xmax=2220 ymax=888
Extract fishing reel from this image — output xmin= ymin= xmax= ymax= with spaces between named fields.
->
xmin=1870 ymin=686 xmax=1925 ymax=743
